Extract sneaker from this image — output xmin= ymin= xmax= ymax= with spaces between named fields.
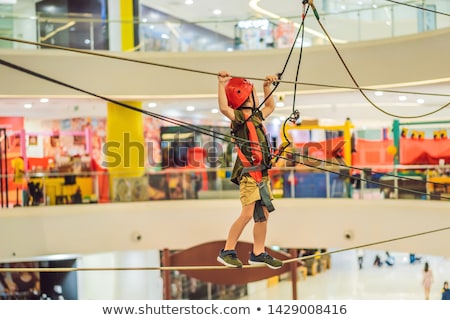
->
xmin=249 ymin=252 xmax=283 ymax=269
xmin=217 ymin=249 xmax=243 ymax=268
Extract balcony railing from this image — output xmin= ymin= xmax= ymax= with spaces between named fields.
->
xmin=0 ymin=0 xmax=449 ymax=52
xmin=0 ymin=164 xmax=448 ymax=208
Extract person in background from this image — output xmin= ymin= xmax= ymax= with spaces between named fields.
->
xmin=422 ymin=261 xmax=434 ymax=300
xmin=441 ymin=281 xmax=450 ymax=300
xmin=409 ymin=253 xmax=421 ymax=264
xmin=357 ymin=249 xmax=364 ymax=269
xmin=373 ymin=254 xmax=383 ymax=267
xmin=385 ymin=251 xmax=395 ymax=266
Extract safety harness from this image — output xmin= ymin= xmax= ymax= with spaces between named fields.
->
xmin=233 ymin=111 xmax=275 ymax=222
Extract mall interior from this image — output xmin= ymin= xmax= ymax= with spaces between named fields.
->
xmin=0 ymin=0 xmax=449 ymax=300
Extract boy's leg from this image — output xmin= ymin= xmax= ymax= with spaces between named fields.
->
xmin=217 ymin=203 xmax=254 ymax=268
xmin=252 ymin=206 xmax=269 ymax=255
xmin=223 ymin=202 xmax=254 ymax=251
xmin=249 ymin=206 xmax=283 ymax=269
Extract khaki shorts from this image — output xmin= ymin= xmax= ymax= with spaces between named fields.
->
xmin=239 ymin=175 xmax=274 ymax=207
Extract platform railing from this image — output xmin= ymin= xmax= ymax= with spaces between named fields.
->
xmin=0 ymin=163 xmax=448 ymax=208
xmin=0 ymin=1 xmax=448 ymax=52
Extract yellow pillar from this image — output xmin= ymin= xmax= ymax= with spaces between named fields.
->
xmin=120 ymin=0 xmax=136 ymax=51
xmin=103 ymin=1 xmax=140 ymax=201
xmin=343 ymin=118 xmax=353 ymax=166
xmin=106 ymin=101 xmax=144 ymax=199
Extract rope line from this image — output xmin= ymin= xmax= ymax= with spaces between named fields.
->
xmin=1 ymin=57 xmax=448 ymax=201
xmin=384 ymin=0 xmax=450 ymax=17
xmin=238 ymin=4 xmax=309 ymax=141
xmin=0 ymin=36 xmax=448 ymax=99
xmin=278 ymin=150 xmax=450 ymax=200
xmin=282 ymin=225 xmax=450 ymax=265
xmin=276 ymin=2 xmax=311 ymax=160
xmin=0 ymin=3 xmax=449 ymax=275
xmin=307 ymin=1 xmax=450 ymax=119
xmin=2 ymin=226 xmax=449 ymax=273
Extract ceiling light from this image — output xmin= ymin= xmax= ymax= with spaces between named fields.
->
xmin=211 ymin=108 xmax=219 ymax=114
xmin=276 ymin=101 xmax=285 ymax=108
xmin=374 ymin=91 xmax=383 ymax=96
xmin=398 ymin=96 xmax=407 ymax=101
xmin=24 ymin=103 xmax=32 ymax=109
xmin=40 ymin=98 xmax=49 ymax=103
xmin=186 ymin=106 xmax=195 ymax=111
xmin=185 ymin=0 xmax=194 ymax=4
xmin=416 ymin=99 xmax=425 ymax=104
xmin=147 ymin=102 xmax=157 ymax=108
xmin=213 ymin=9 xmax=222 ymax=15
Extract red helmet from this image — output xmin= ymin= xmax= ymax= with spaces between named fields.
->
xmin=225 ymin=77 xmax=253 ymax=109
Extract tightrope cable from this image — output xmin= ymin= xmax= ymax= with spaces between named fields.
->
xmin=2 ymin=226 xmax=449 ymax=273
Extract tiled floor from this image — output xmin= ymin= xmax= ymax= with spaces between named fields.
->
xmin=244 ymin=250 xmax=450 ymax=300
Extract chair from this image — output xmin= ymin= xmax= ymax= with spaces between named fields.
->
xmin=27 ymin=182 xmax=43 ymax=206
xmin=55 ymin=175 xmax=77 ymax=205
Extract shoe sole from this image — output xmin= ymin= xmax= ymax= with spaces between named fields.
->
xmin=248 ymin=260 xmax=283 ymax=270
xmin=217 ymin=256 xmax=242 ymax=268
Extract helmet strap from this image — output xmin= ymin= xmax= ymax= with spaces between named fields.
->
xmin=251 ymin=90 xmax=256 ymax=109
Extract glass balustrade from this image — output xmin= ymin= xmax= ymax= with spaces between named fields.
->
xmin=0 ymin=164 xmax=448 ymax=208
xmin=0 ymin=0 xmax=448 ymax=52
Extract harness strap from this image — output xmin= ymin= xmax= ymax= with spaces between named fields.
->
xmin=235 ymin=119 xmax=264 ymax=183
xmin=235 ymin=115 xmax=275 ymax=221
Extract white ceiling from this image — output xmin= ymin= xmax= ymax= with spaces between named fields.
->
xmin=1 ymin=0 xmax=449 ymax=129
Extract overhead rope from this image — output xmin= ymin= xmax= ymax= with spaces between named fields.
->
xmin=0 ymin=3 xmax=448 ymax=276
xmin=1 ymin=7 xmax=449 ymax=198
xmin=273 ymin=0 xmax=450 ymax=199
xmin=277 ymin=1 xmax=310 ymax=163
xmin=2 ymin=226 xmax=449 ymax=273
xmin=1 ymin=57 xmax=448 ymax=200
xmin=236 ymin=2 xmax=311 ymax=128
xmin=283 ymin=148 xmax=450 ymax=200
xmin=238 ymin=1 xmax=310 ymax=163
xmin=0 ymin=53 xmax=448 ymax=274
xmin=0 ymin=58 xmax=235 ymax=146
xmin=0 ymin=37 xmax=448 ymax=99
xmin=284 ymin=0 xmax=450 ymax=21
xmin=306 ymin=0 xmax=450 ymax=119
xmin=384 ymin=0 xmax=450 ymax=17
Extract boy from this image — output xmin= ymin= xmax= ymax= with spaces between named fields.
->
xmin=216 ymin=70 xmax=282 ymax=269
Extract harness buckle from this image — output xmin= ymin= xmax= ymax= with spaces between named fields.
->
xmin=256 ymin=181 xmax=265 ymax=189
